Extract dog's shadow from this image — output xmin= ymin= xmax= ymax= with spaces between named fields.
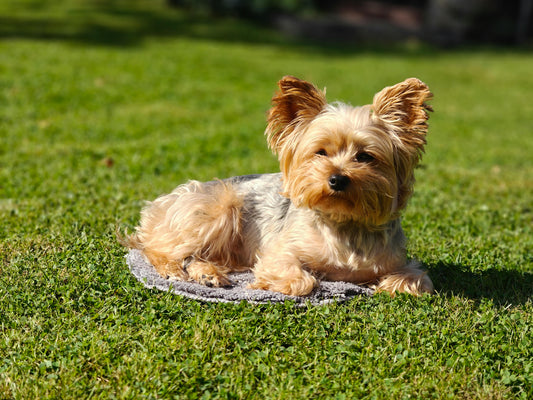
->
xmin=428 ymin=262 xmax=533 ymax=305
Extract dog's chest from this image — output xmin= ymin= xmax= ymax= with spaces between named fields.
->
xmin=306 ymin=221 xmax=405 ymax=280
xmin=317 ymin=228 xmax=369 ymax=268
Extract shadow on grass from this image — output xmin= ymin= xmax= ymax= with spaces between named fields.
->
xmin=0 ymin=7 xmax=246 ymax=47
xmin=0 ymin=2 xmax=435 ymax=56
xmin=429 ymin=262 xmax=533 ymax=305
xmin=3 ymin=2 xmax=532 ymax=57
xmin=0 ymin=3 xmax=306 ymax=47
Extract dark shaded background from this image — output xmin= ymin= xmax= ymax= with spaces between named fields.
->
xmin=170 ymin=0 xmax=533 ymax=46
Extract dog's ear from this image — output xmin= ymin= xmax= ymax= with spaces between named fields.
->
xmin=266 ymin=76 xmax=327 ymax=153
xmin=373 ymin=78 xmax=433 ymax=213
xmin=372 ymin=78 xmax=433 ymax=155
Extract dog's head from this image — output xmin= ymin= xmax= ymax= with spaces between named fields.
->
xmin=266 ymin=76 xmax=432 ymax=226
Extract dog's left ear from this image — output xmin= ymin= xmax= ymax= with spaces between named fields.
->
xmin=266 ymin=76 xmax=327 ymax=154
xmin=372 ymin=78 xmax=433 ymax=155
xmin=373 ymin=78 xmax=433 ymax=213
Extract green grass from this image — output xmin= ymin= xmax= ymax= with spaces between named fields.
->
xmin=1 ymin=1 xmax=532 ymax=399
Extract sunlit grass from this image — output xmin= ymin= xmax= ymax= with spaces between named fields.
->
xmin=1 ymin=1 xmax=532 ymax=399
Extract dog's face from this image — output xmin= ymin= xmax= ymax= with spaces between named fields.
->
xmin=282 ymin=104 xmax=401 ymax=225
xmin=266 ymin=76 xmax=432 ymax=226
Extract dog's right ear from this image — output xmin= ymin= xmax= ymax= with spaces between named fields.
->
xmin=266 ymin=76 xmax=327 ymax=154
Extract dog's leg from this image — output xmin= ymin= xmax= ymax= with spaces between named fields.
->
xmin=375 ymin=261 xmax=433 ymax=296
xmin=250 ymin=250 xmax=317 ymax=296
xmin=130 ymin=180 xmax=245 ymax=286
xmin=186 ymin=259 xmax=232 ymax=287
xmin=142 ymin=248 xmax=189 ymax=281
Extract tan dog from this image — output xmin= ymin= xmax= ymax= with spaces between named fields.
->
xmin=124 ymin=76 xmax=434 ymax=296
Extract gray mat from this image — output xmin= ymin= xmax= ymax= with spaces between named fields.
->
xmin=126 ymin=249 xmax=373 ymax=306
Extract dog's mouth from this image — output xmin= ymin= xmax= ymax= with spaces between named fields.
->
xmin=316 ymin=187 xmax=394 ymax=226
xmin=288 ymin=177 xmax=393 ymax=225
xmin=313 ymin=193 xmax=356 ymax=220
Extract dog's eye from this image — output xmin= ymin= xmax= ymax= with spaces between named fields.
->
xmin=316 ymin=149 xmax=327 ymax=156
xmin=356 ymin=152 xmax=374 ymax=163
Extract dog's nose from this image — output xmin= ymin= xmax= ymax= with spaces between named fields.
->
xmin=328 ymin=174 xmax=350 ymax=191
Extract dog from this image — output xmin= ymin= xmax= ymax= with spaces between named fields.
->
xmin=124 ymin=76 xmax=434 ymax=296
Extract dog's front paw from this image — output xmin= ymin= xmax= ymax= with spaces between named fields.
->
xmin=250 ymin=265 xmax=317 ymax=296
xmin=186 ymin=259 xmax=232 ymax=288
xmin=376 ymin=265 xmax=433 ymax=296
xmin=195 ymin=272 xmax=232 ymax=288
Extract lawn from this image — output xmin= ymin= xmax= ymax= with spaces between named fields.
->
xmin=1 ymin=1 xmax=532 ymax=399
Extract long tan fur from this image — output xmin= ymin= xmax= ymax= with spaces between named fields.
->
xmin=124 ymin=76 xmax=434 ymax=297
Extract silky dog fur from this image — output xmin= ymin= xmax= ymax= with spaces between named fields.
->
xmin=124 ymin=76 xmax=434 ymax=296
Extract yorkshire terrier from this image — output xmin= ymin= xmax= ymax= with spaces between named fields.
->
xmin=124 ymin=76 xmax=434 ymax=296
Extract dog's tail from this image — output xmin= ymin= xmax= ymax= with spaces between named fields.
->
xmin=115 ymin=224 xmax=143 ymax=250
